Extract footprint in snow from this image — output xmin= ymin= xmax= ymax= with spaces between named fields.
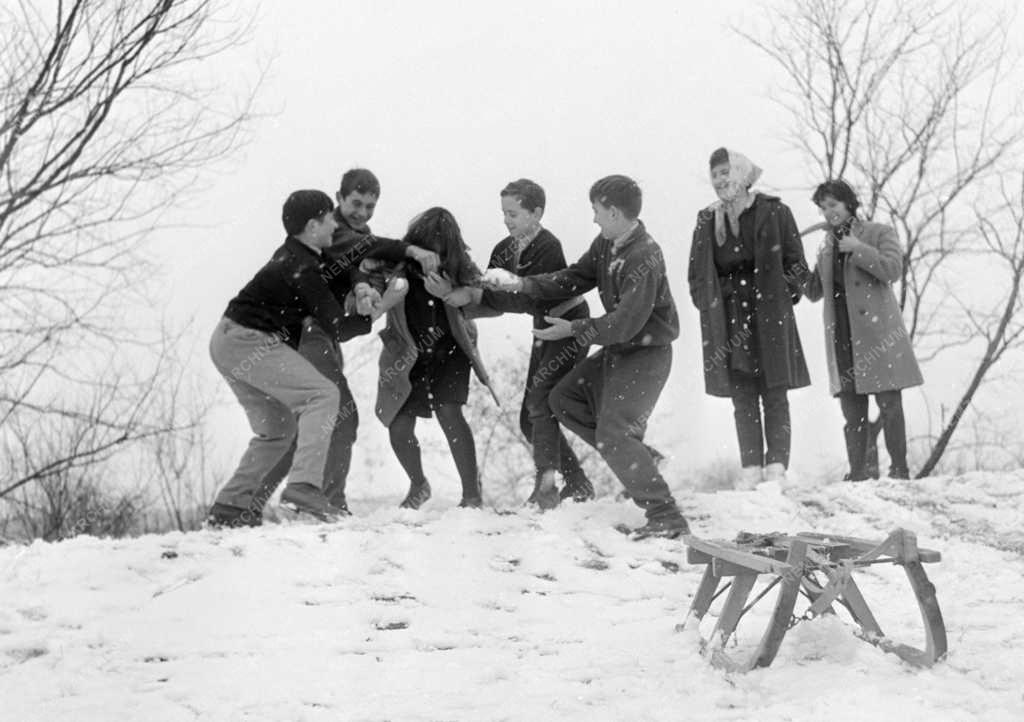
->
xmin=17 ymin=607 xmax=47 ymax=622
xmin=370 ymin=592 xmax=419 ymax=605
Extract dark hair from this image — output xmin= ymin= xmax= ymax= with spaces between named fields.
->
xmin=589 ymin=175 xmax=642 ymax=219
xmin=500 ymin=178 xmax=546 ymax=213
xmin=339 ymin=168 xmax=381 ymax=199
xmin=709 ymin=147 xmax=729 ymax=169
xmin=282 ymin=190 xmax=333 ymax=236
xmin=812 ymin=179 xmax=861 ymax=216
xmin=404 ymin=207 xmax=481 ymax=287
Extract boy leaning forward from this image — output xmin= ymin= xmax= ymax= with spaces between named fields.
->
xmin=486 ymin=175 xmax=689 ymax=539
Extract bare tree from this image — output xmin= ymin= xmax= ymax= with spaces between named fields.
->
xmin=0 ymin=0 xmax=256 ymax=503
xmin=739 ymin=0 xmax=1024 ymax=476
xmin=917 ymin=172 xmax=1024 ymax=475
xmin=142 ymin=332 xmax=225 ymax=532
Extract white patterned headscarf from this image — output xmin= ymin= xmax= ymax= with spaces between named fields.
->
xmin=708 ymin=148 xmax=762 ymax=247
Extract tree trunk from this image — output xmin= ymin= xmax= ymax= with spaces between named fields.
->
xmin=916 ymin=361 xmax=992 ymax=478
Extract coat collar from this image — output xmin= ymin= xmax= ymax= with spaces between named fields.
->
xmin=284 ymin=235 xmax=323 ymax=260
xmin=609 ymin=220 xmax=647 ymax=254
xmin=333 ymin=208 xmax=370 ymax=236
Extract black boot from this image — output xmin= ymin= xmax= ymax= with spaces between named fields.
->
xmin=559 ymin=472 xmax=595 ymax=502
xmin=205 ymin=502 xmax=262 ymax=529
xmin=459 ymin=477 xmax=483 ymax=509
xmin=323 ymin=482 xmax=352 ymax=515
xmin=280 ymin=483 xmax=348 ymax=521
xmin=399 ymin=481 xmax=432 ymax=510
xmin=629 ymin=514 xmax=690 ymax=540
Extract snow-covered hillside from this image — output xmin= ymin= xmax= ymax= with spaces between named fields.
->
xmin=1 ymin=473 xmax=1023 ymax=721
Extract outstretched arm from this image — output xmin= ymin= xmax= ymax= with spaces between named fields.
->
xmin=518 ymin=242 xmax=599 ymax=299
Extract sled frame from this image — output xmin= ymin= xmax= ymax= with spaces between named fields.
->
xmin=681 ymin=528 xmax=947 ymax=673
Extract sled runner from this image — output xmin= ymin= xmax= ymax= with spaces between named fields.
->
xmin=681 ymin=528 xmax=946 ymax=672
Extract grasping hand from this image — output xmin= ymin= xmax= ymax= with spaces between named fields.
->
xmin=837 ymin=235 xmax=861 ymax=253
xmin=481 ymin=267 xmax=524 ymax=291
xmin=443 ymin=286 xmax=477 ymax=307
xmin=354 ymin=283 xmax=382 ymax=316
xmin=423 ymin=271 xmax=453 ymax=298
xmin=406 ymin=246 xmax=440 ymax=275
xmin=531 ymin=316 xmax=573 ymax=341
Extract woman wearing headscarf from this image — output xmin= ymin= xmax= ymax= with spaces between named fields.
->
xmin=688 ymin=148 xmax=811 ymax=488
xmin=803 ymin=179 xmax=922 ymax=481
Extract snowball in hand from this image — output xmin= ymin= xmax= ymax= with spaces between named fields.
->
xmin=482 ymin=267 xmax=521 ymax=289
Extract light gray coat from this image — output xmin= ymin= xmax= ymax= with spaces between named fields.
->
xmin=806 ymin=219 xmax=923 ymax=396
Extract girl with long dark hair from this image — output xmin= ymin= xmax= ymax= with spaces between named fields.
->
xmin=375 ymin=207 xmax=496 ymax=508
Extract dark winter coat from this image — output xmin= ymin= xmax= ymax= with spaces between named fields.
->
xmin=520 ymin=222 xmax=679 ymax=350
xmin=687 ymin=194 xmax=811 ymax=397
xmin=321 ymin=211 xmax=409 ymax=299
xmin=805 ymin=218 xmax=923 ymax=395
xmin=375 ymin=275 xmax=497 ymax=427
xmin=224 ymin=236 xmax=371 ymax=349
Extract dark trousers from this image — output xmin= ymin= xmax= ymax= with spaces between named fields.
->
xmin=520 ymin=335 xmax=588 ymax=482
xmin=252 ymin=322 xmax=358 ymax=509
xmin=548 ymin=345 xmax=679 ymax=520
xmin=838 ymin=390 xmax=908 ymax=479
xmin=729 ymin=374 xmax=790 ymax=468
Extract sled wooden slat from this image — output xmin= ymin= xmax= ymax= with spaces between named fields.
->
xmin=795 ymin=531 xmax=941 ymax=564
xmin=682 ymin=528 xmax=947 ymax=672
xmin=685 ymin=537 xmax=794 ymax=575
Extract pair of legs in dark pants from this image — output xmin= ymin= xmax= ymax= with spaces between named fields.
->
xmin=388 ymin=404 xmax=480 ymax=500
xmin=838 ymin=390 xmax=908 ymax=479
xmin=519 ymin=335 xmax=589 ymax=488
xmin=548 ymin=345 xmax=682 ymax=521
xmin=252 ymin=321 xmax=358 ymax=511
xmin=729 ymin=373 xmax=790 ymax=468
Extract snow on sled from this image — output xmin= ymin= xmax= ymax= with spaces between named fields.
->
xmin=680 ymin=528 xmax=947 ymax=673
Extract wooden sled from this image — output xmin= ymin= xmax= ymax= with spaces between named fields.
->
xmin=681 ymin=528 xmax=947 ymax=673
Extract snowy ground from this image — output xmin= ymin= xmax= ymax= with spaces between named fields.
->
xmin=1 ymin=472 xmax=1023 ymax=721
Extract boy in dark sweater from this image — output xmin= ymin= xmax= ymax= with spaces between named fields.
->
xmin=484 ymin=175 xmax=689 ymax=539
xmin=207 ymin=190 xmax=369 ymax=525
xmin=257 ymin=169 xmax=436 ymax=514
xmin=444 ymin=179 xmax=593 ymax=508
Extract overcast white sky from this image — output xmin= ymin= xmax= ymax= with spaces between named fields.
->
xmin=146 ymin=0 xmax=1024 ymax=485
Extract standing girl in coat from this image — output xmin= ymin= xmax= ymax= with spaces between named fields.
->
xmin=688 ymin=148 xmax=811 ymax=489
xmin=375 ymin=207 xmax=495 ymax=509
xmin=804 ymin=179 xmax=923 ymax=480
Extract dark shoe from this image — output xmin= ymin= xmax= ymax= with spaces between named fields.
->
xmin=399 ymin=482 xmax=432 ymax=510
xmin=458 ymin=496 xmax=483 ymax=509
xmin=531 ymin=484 xmax=561 ymax=511
xmin=324 ymin=486 xmax=352 ymax=515
xmin=629 ymin=515 xmax=690 ymax=540
xmin=559 ymin=475 xmax=595 ymax=502
xmin=205 ymin=502 xmax=262 ymax=529
xmin=526 ymin=470 xmax=561 ymax=510
xmin=526 ymin=474 xmax=544 ymax=505
xmin=280 ymin=483 xmax=348 ymax=521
